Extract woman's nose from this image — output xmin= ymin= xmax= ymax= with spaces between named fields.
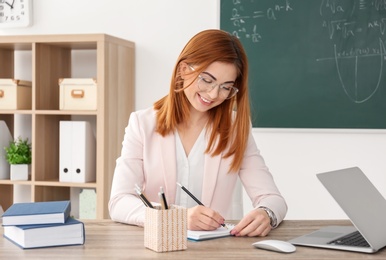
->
xmin=206 ymin=84 xmax=220 ymax=99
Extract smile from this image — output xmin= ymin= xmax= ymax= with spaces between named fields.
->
xmin=199 ymin=94 xmax=212 ymax=104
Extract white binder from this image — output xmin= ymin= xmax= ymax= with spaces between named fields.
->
xmin=59 ymin=121 xmax=72 ymax=182
xmin=59 ymin=121 xmax=96 ymax=183
xmin=0 ymin=121 xmax=12 ymax=180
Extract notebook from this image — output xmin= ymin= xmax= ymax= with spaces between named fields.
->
xmin=288 ymin=167 xmax=386 ymax=253
xmin=188 ymin=223 xmax=235 ymax=241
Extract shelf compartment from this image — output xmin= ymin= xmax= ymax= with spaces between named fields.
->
xmin=0 ymin=47 xmax=15 ymax=78
xmin=35 ymin=43 xmax=71 ymax=111
xmin=34 ymin=185 xmax=70 ymax=202
xmin=0 ymin=184 xmax=13 ymax=211
xmin=0 ymin=114 xmax=14 ymax=134
xmin=0 ymin=43 xmax=33 ymax=101
xmin=34 ymin=114 xmax=71 ymax=182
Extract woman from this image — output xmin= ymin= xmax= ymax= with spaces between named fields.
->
xmin=109 ymin=29 xmax=287 ymax=237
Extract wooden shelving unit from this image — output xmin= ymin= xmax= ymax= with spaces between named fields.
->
xmin=0 ymin=34 xmax=135 ymax=219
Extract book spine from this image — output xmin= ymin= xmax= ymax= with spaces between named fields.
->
xmin=64 ymin=201 xmax=71 ymax=222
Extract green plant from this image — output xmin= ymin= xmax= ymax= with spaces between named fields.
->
xmin=4 ymin=137 xmax=32 ymax=165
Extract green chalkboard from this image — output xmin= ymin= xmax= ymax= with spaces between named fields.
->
xmin=221 ymin=0 xmax=386 ymax=128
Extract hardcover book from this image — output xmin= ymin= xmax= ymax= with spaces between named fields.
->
xmin=2 ymin=200 xmax=71 ymax=226
xmin=3 ymin=217 xmax=85 ymax=249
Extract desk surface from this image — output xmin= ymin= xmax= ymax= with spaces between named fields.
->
xmin=1 ymin=219 xmax=385 ymax=259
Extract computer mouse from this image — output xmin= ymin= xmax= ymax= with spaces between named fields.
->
xmin=252 ymin=239 xmax=296 ymax=253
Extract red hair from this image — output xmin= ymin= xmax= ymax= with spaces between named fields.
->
xmin=154 ymin=29 xmax=250 ymax=172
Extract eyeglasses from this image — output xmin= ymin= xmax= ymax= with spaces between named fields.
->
xmin=189 ymin=66 xmax=238 ymax=100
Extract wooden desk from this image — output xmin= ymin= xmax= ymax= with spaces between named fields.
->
xmin=1 ymin=220 xmax=385 ymax=259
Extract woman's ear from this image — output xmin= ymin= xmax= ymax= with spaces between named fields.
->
xmin=179 ymin=62 xmax=189 ymax=80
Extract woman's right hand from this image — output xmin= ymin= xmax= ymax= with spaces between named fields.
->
xmin=187 ymin=205 xmax=225 ymax=231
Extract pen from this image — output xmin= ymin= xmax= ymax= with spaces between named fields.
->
xmin=134 ymin=185 xmax=154 ymax=208
xmin=160 ymin=186 xmax=169 ymax=210
xmin=176 ymin=182 xmax=227 ymax=229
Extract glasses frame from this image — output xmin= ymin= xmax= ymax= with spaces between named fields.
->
xmin=188 ymin=65 xmax=238 ymax=100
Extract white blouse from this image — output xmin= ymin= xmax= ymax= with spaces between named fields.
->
xmin=174 ymin=129 xmax=206 ymax=208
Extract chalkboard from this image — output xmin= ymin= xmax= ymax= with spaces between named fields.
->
xmin=221 ymin=0 xmax=386 ymax=128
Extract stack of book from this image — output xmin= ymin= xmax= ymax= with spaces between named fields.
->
xmin=1 ymin=200 xmax=85 ymax=249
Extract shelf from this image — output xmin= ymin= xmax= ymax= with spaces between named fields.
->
xmin=0 ymin=180 xmax=31 ymax=185
xmin=0 ymin=34 xmax=135 ymax=219
xmin=0 ymin=110 xmax=98 ymax=115
xmin=34 ymin=110 xmax=98 ymax=115
xmin=0 ymin=179 xmax=96 ymax=188
xmin=0 ymin=110 xmax=33 ymax=115
xmin=34 ymin=181 xmax=97 ymax=188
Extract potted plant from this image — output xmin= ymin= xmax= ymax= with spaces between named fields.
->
xmin=4 ymin=137 xmax=32 ymax=181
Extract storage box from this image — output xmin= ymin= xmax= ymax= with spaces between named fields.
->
xmin=144 ymin=205 xmax=187 ymax=252
xmin=59 ymin=78 xmax=97 ymax=110
xmin=0 ymin=79 xmax=32 ymax=110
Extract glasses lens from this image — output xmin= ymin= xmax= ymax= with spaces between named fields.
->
xmin=198 ymin=76 xmax=238 ymax=99
xmin=197 ymin=75 xmax=211 ymax=90
xmin=220 ymin=83 xmax=237 ymax=99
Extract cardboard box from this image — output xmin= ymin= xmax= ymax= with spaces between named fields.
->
xmin=59 ymin=78 xmax=97 ymax=110
xmin=0 ymin=79 xmax=32 ymax=110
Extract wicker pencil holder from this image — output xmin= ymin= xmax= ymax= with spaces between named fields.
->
xmin=144 ymin=205 xmax=187 ymax=252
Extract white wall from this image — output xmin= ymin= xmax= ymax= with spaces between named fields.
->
xmin=1 ymin=0 xmax=386 ymax=220
xmin=252 ymin=128 xmax=386 ymax=220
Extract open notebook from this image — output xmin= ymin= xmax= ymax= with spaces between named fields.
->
xmin=187 ymin=224 xmax=235 ymax=241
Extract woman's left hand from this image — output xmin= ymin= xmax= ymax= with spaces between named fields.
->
xmin=230 ymin=208 xmax=271 ymax=237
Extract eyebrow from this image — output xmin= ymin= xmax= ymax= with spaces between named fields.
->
xmin=201 ymin=71 xmax=235 ymax=84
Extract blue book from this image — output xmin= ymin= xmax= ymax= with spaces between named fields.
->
xmin=1 ymin=200 xmax=71 ymax=226
xmin=3 ymin=217 xmax=85 ymax=249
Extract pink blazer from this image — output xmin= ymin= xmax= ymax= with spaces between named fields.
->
xmin=108 ymin=107 xmax=287 ymax=226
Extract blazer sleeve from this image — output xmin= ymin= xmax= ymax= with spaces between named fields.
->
xmin=108 ymin=111 xmax=147 ymax=226
xmin=239 ymin=131 xmax=288 ymax=225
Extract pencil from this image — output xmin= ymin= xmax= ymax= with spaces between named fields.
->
xmin=176 ymin=182 xmax=227 ymax=228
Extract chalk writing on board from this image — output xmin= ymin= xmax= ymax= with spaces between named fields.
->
xmin=227 ymin=0 xmax=386 ymax=104
xmin=229 ymin=0 xmax=294 ymax=43
xmin=318 ymin=0 xmax=386 ymax=104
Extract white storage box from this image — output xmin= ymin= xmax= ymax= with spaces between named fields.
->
xmin=59 ymin=78 xmax=97 ymax=110
xmin=0 ymin=79 xmax=32 ymax=110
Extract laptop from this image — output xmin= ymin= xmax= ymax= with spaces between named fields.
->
xmin=288 ymin=167 xmax=386 ymax=253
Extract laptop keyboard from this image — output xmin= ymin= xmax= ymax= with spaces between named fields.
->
xmin=327 ymin=231 xmax=370 ymax=247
